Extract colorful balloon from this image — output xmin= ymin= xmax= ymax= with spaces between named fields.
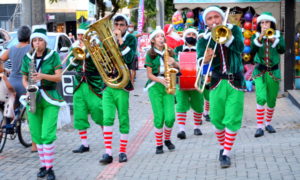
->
xmin=252 ymin=24 xmax=257 ymax=31
xmin=252 ymin=16 xmax=257 ymax=24
xmin=243 ymin=53 xmax=251 ymax=62
xmin=244 ymin=22 xmax=252 ymax=30
xmin=244 ymin=12 xmax=253 ymax=21
xmin=243 ymin=30 xmax=253 ymax=39
xmin=243 ymin=46 xmax=251 ymax=54
xmin=244 ymin=38 xmax=251 ymax=46
xmin=186 ymin=11 xmax=194 ymax=18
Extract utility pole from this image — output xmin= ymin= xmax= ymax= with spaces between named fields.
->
xmin=156 ymin=0 xmax=164 ymax=28
xmin=21 ymin=0 xmax=46 ymax=27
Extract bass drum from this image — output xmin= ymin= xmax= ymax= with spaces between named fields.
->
xmin=179 ymin=51 xmax=197 ymax=90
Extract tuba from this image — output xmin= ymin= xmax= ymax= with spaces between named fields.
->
xmin=27 ymin=48 xmax=39 ymax=113
xmin=82 ymin=16 xmax=130 ymax=89
xmin=164 ymin=44 xmax=178 ymax=94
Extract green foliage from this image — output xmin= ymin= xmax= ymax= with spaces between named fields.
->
xmin=49 ymin=0 xmax=58 ymax=3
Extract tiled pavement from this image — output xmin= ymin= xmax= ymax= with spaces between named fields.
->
xmin=0 ymin=70 xmax=300 ymax=180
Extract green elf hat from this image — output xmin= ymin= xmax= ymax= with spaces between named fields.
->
xmin=202 ymin=6 xmax=225 ymax=25
xmin=30 ymin=24 xmax=48 ymax=43
xmin=257 ymin=12 xmax=276 ymax=24
xmin=77 ymin=22 xmax=89 ymax=35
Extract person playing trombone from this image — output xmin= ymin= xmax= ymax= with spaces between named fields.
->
xmin=196 ymin=6 xmax=245 ymax=168
xmin=251 ymin=12 xmax=285 ymax=138
xmin=65 ymin=24 xmax=105 ymax=153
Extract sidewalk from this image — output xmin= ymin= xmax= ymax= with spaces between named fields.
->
xmin=0 ymin=69 xmax=300 ymax=180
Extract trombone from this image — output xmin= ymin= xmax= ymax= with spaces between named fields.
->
xmin=194 ymin=7 xmax=232 ymax=93
xmin=61 ymin=47 xmax=86 ymax=74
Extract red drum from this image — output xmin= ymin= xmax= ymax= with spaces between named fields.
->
xmin=179 ymin=51 xmax=197 ymax=90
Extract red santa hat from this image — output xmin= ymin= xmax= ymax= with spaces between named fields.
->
xmin=163 ymin=24 xmax=173 ymax=35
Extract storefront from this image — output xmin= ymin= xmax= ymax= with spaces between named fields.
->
xmin=46 ymin=12 xmax=77 ymax=35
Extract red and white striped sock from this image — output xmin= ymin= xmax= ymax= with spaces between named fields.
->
xmin=164 ymin=127 xmax=172 ymax=141
xmin=215 ymin=129 xmax=225 ymax=150
xmin=256 ymin=104 xmax=265 ymax=129
xmin=155 ymin=128 xmax=163 ymax=146
xmin=176 ymin=112 xmax=187 ymax=131
xmin=223 ymin=128 xmax=237 ymax=156
xmin=43 ymin=143 xmax=55 ymax=170
xmin=103 ymin=126 xmax=113 ymax=156
xmin=193 ymin=112 xmax=203 ymax=129
xmin=37 ymin=144 xmax=45 ymax=167
xmin=204 ymin=100 xmax=210 ymax=116
xmin=78 ymin=130 xmax=88 ymax=147
xmin=265 ymin=107 xmax=274 ymax=126
xmin=119 ymin=134 xmax=128 ymax=154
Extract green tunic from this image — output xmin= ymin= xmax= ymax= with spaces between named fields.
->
xmin=251 ymin=30 xmax=285 ymax=81
xmin=196 ymin=24 xmax=246 ymax=90
xmin=22 ymin=48 xmax=66 ymax=106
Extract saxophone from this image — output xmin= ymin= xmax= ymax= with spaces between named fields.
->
xmin=27 ymin=48 xmax=39 ymax=113
xmin=164 ymin=44 xmax=178 ymax=94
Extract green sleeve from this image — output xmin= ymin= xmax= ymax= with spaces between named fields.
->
xmin=174 ymin=47 xmax=180 ymax=61
xmin=226 ymin=25 xmax=244 ymax=54
xmin=275 ymin=33 xmax=285 ymax=54
xmin=250 ymin=34 xmax=259 ymax=54
xmin=21 ymin=56 xmax=29 ymax=76
xmin=144 ymin=54 xmax=153 ymax=68
xmin=196 ymin=38 xmax=207 ymax=60
xmin=120 ymin=34 xmax=137 ymax=64
xmin=52 ymin=52 xmax=62 ymax=71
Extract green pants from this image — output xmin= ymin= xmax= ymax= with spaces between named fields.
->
xmin=203 ymin=87 xmax=210 ymax=101
xmin=176 ymin=85 xmax=203 ymax=113
xmin=148 ymin=83 xmax=175 ymax=129
xmin=254 ymin=72 xmax=279 ymax=108
xmin=210 ymin=80 xmax=244 ymax=131
xmin=27 ymin=97 xmax=60 ymax=144
xmin=73 ymin=83 xmax=103 ymax=130
xmin=103 ymin=87 xmax=130 ymax=134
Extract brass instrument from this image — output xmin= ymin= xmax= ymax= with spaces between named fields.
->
xmin=265 ymin=28 xmax=275 ymax=38
xmin=27 ymin=48 xmax=38 ymax=113
xmin=82 ymin=15 xmax=130 ymax=89
xmin=164 ymin=44 xmax=178 ymax=94
xmin=62 ymin=47 xmax=86 ymax=74
xmin=194 ymin=7 xmax=231 ymax=93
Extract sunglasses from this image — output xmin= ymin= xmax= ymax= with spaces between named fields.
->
xmin=114 ymin=23 xmax=126 ymax=27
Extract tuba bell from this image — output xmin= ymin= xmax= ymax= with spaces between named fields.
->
xmin=82 ymin=16 xmax=130 ymax=89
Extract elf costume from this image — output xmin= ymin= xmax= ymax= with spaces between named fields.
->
xmin=251 ymin=12 xmax=285 ymax=137
xmin=197 ymin=6 xmax=246 ymax=168
xmin=67 ymin=24 xmax=106 ymax=153
xmin=174 ymin=28 xmax=204 ymax=139
xmin=21 ymin=24 xmax=66 ymax=179
xmin=144 ymin=27 xmax=178 ymax=154
xmin=100 ymin=14 xmax=137 ymax=164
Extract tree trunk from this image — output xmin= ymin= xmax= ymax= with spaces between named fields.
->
xmin=22 ymin=0 xmax=46 ymax=27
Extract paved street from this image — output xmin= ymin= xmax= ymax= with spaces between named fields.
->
xmin=0 ymin=69 xmax=300 ymax=180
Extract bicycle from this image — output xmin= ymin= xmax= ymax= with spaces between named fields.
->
xmin=0 ymin=102 xmax=32 ymax=153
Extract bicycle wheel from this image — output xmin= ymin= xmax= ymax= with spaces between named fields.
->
xmin=17 ymin=107 xmax=32 ymax=147
xmin=0 ymin=104 xmax=8 ymax=153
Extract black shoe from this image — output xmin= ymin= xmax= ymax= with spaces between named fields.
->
xmin=204 ymin=114 xmax=211 ymax=122
xmin=177 ymin=131 xmax=186 ymax=139
xmin=219 ymin=149 xmax=224 ymax=161
xmin=220 ymin=155 xmax=231 ymax=168
xmin=164 ymin=140 xmax=175 ymax=151
xmin=99 ymin=153 xmax=113 ymax=164
xmin=37 ymin=167 xmax=47 ymax=178
xmin=194 ymin=128 xmax=203 ymax=136
xmin=265 ymin=125 xmax=276 ymax=133
xmin=72 ymin=145 xmax=90 ymax=153
xmin=119 ymin=153 xmax=127 ymax=163
xmin=46 ymin=168 xmax=55 ymax=180
xmin=156 ymin=145 xmax=164 ymax=154
xmin=254 ymin=128 xmax=264 ymax=138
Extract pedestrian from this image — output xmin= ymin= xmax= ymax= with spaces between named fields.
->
xmin=68 ymin=32 xmax=75 ymax=43
xmin=251 ymin=12 xmax=285 ymax=137
xmin=144 ymin=26 xmax=179 ymax=154
xmin=21 ymin=24 xmax=66 ymax=180
xmin=197 ymin=6 xmax=245 ymax=168
xmin=99 ymin=14 xmax=137 ymax=164
xmin=174 ymin=28 xmax=204 ymax=139
xmin=65 ymin=23 xmax=105 ymax=153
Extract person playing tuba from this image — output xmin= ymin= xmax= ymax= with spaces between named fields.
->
xmin=65 ymin=23 xmax=106 ymax=154
xmin=197 ymin=6 xmax=245 ymax=168
xmin=144 ymin=26 xmax=179 ymax=155
xmin=99 ymin=14 xmax=137 ymax=164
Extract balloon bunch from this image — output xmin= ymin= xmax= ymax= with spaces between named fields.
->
xmin=172 ymin=11 xmax=185 ymax=34
xmin=185 ymin=11 xmax=195 ymax=28
xmin=242 ymin=11 xmax=254 ymax=62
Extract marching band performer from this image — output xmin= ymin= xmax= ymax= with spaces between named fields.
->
xmin=66 ymin=24 xmax=105 ymax=153
xmin=21 ymin=24 xmax=66 ymax=180
xmin=99 ymin=14 xmax=137 ymax=164
xmin=174 ymin=28 xmax=204 ymax=139
xmin=144 ymin=27 xmax=179 ymax=154
xmin=251 ymin=12 xmax=285 ymax=137
xmin=197 ymin=6 xmax=245 ymax=168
